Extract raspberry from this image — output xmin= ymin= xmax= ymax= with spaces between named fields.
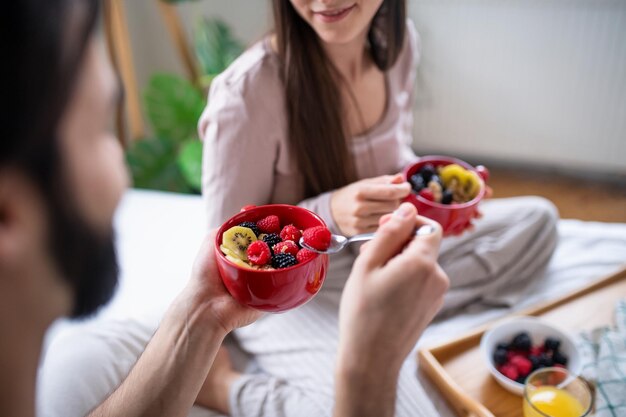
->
xmin=246 ymin=241 xmax=271 ymax=266
xmin=262 ymin=233 xmax=282 ymax=250
xmin=499 ymin=363 xmax=519 ymax=381
xmin=257 ymin=215 xmax=280 ymax=234
xmin=510 ymin=355 xmax=532 ymax=377
xmin=271 ymin=253 xmax=297 ymax=269
xmin=418 ymin=188 xmax=434 ymax=201
xmin=239 ymin=221 xmax=261 ymax=237
xmin=273 ymin=241 xmax=299 ymax=256
xmin=302 ymin=226 xmax=331 ymax=251
xmin=296 ymin=248 xmax=317 ymax=263
xmin=280 ymin=224 xmax=302 ymax=243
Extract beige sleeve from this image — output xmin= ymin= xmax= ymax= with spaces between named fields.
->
xmin=199 ymin=77 xmax=278 ymax=229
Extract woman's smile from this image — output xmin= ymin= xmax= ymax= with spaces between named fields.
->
xmin=312 ymin=3 xmax=356 ymax=23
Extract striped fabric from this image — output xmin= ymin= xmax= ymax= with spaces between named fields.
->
xmin=577 ymin=299 xmax=626 ymax=417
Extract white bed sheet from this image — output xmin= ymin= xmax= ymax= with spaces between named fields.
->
xmin=40 ymin=190 xmax=626 ymax=416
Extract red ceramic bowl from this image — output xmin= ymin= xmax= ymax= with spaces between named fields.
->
xmin=215 ymin=204 xmax=329 ymax=313
xmin=403 ymin=156 xmax=489 ymax=235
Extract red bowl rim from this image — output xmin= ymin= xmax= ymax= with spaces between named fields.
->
xmin=215 ymin=204 xmax=328 ymax=274
xmin=403 ymin=155 xmax=486 ymax=209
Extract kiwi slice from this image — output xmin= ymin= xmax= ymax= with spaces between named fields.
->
xmin=225 ymin=254 xmax=254 ymax=269
xmin=222 ymin=226 xmax=257 ymax=261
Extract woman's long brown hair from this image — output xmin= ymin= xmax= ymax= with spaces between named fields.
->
xmin=272 ymin=0 xmax=406 ymax=198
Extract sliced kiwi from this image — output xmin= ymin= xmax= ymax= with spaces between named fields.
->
xmin=222 ymin=226 xmax=257 ymax=261
xmin=225 ymin=254 xmax=254 ymax=269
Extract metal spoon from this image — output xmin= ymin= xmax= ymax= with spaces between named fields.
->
xmin=299 ymin=224 xmax=436 ymax=254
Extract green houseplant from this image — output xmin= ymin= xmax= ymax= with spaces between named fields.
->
xmin=126 ymin=16 xmax=243 ymax=194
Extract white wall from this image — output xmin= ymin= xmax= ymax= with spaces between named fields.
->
xmin=409 ymin=0 xmax=626 ymax=175
xmin=123 ymin=0 xmax=626 ymax=175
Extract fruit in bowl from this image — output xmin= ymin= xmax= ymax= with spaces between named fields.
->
xmin=403 ymin=156 xmax=489 ymax=235
xmin=215 ymin=205 xmax=330 ymax=313
xmin=480 ymin=317 xmax=582 ymax=396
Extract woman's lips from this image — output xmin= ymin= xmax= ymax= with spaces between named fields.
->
xmin=313 ymin=4 xmax=356 ymax=23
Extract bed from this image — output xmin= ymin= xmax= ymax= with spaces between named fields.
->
xmin=38 ymin=189 xmax=626 ymax=417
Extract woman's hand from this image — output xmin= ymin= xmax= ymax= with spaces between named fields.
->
xmin=331 ymin=174 xmax=412 ymax=236
xmin=178 ymin=230 xmax=263 ymax=335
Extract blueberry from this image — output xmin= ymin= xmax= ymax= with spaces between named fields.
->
xmin=553 ymin=351 xmax=568 ymax=366
xmin=430 ymin=174 xmax=442 ymax=186
xmin=419 ymin=164 xmax=435 ymax=183
xmin=516 ymin=376 xmax=527 ymax=384
xmin=409 ymin=174 xmax=426 ymax=192
xmin=544 ymin=337 xmax=561 ymax=352
xmin=493 ymin=348 xmax=508 ymax=365
xmin=441 ymin=190 xmax=453 ymax=205
xmin=512 ymin=332 xmax=532 ymax=351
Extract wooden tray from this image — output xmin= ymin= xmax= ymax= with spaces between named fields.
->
xmin=418 ymin=266 xmax=626 ymax=417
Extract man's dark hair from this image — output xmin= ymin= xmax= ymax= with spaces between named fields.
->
xmin=1 ymin=0 xmax=119 ymax=318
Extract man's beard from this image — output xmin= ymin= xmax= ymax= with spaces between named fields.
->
xmin=46 ymin=186 xmax=119 ymax=319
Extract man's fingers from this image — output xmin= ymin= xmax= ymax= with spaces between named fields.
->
xmin=385 ymin=216 xmax=442 ymax=274
xmin=357 ymin=203 xmax=418 ymax=271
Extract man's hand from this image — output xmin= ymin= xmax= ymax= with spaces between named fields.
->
xmin=334 ymin=203 xmax=449 ymax=417
xmin=331 ymin=174 xmax=411 ymax=236
xmin=179 ymin=230 xmax=262 ymax=335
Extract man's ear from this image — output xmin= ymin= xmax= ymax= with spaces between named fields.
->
xmin=0 ymin=169 xmax=44 ymax=266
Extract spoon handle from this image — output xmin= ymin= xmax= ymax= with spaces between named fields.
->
xmin=346 ymin=232 xmax=376 ymax=244
xmin=346 ymin=225 xmax=435 ymax=246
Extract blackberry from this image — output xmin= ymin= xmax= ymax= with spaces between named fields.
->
xmin=496 ymin=342 xmax=510 ymax=351
xmin=271 ymin=253 xmax=297 ymax=269
xmin=420 ymin=164 xmax=435 ymax=183
xmin=493 ymin=348 xmax=508 ymax=365
xmin=441 ymin=190 xmax=453 ymax=205
xmin=512 ymin=332 xmax=532 ymax=351
xmin=529 ymin=355 xmax=541 ymax=371
xmin=262 ymin=233 xmax=282 ymax=250
xmin=553 ymin=351 xmax=568 ymax=366
xmin=538 ymin=353 xmax=553 ymax=367
xmin=239 ymin=222 xmax=261 ymax=237
xmin=544 ymin=337 xmax=561 ymax=352
xmin=516 ymin=376 xmax=526 ymax=384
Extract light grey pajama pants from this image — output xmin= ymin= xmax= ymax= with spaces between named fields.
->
xmin=37 ymin=197 xmax=558 ymax=417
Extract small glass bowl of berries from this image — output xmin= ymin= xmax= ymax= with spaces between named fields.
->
xmin=480 ymin=316 xmax=582 ymax=395
xmin=215 ymin=204 xmax=330 ymax=313
xmin=403 ymin=156 xmax=489 ymax=235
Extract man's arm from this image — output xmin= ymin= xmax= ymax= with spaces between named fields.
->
xmin=334 ymin=203 xmax=449 ymax=417
xmin=88 ymin=232 xmax=261 ymax=417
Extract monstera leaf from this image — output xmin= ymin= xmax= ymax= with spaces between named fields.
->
xmin=194 ymin=18 xmax=244 ymax=88
xmin=144 ymin=74 xmax=206 ymax=144
xmin=177 ymin=139 xmax=203 ymax=192
xmin=126 ymin=136 xmax=193 ymax=193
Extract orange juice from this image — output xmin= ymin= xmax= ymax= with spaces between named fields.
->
xmin=524 ymin=386 xmax=586 ymax=417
